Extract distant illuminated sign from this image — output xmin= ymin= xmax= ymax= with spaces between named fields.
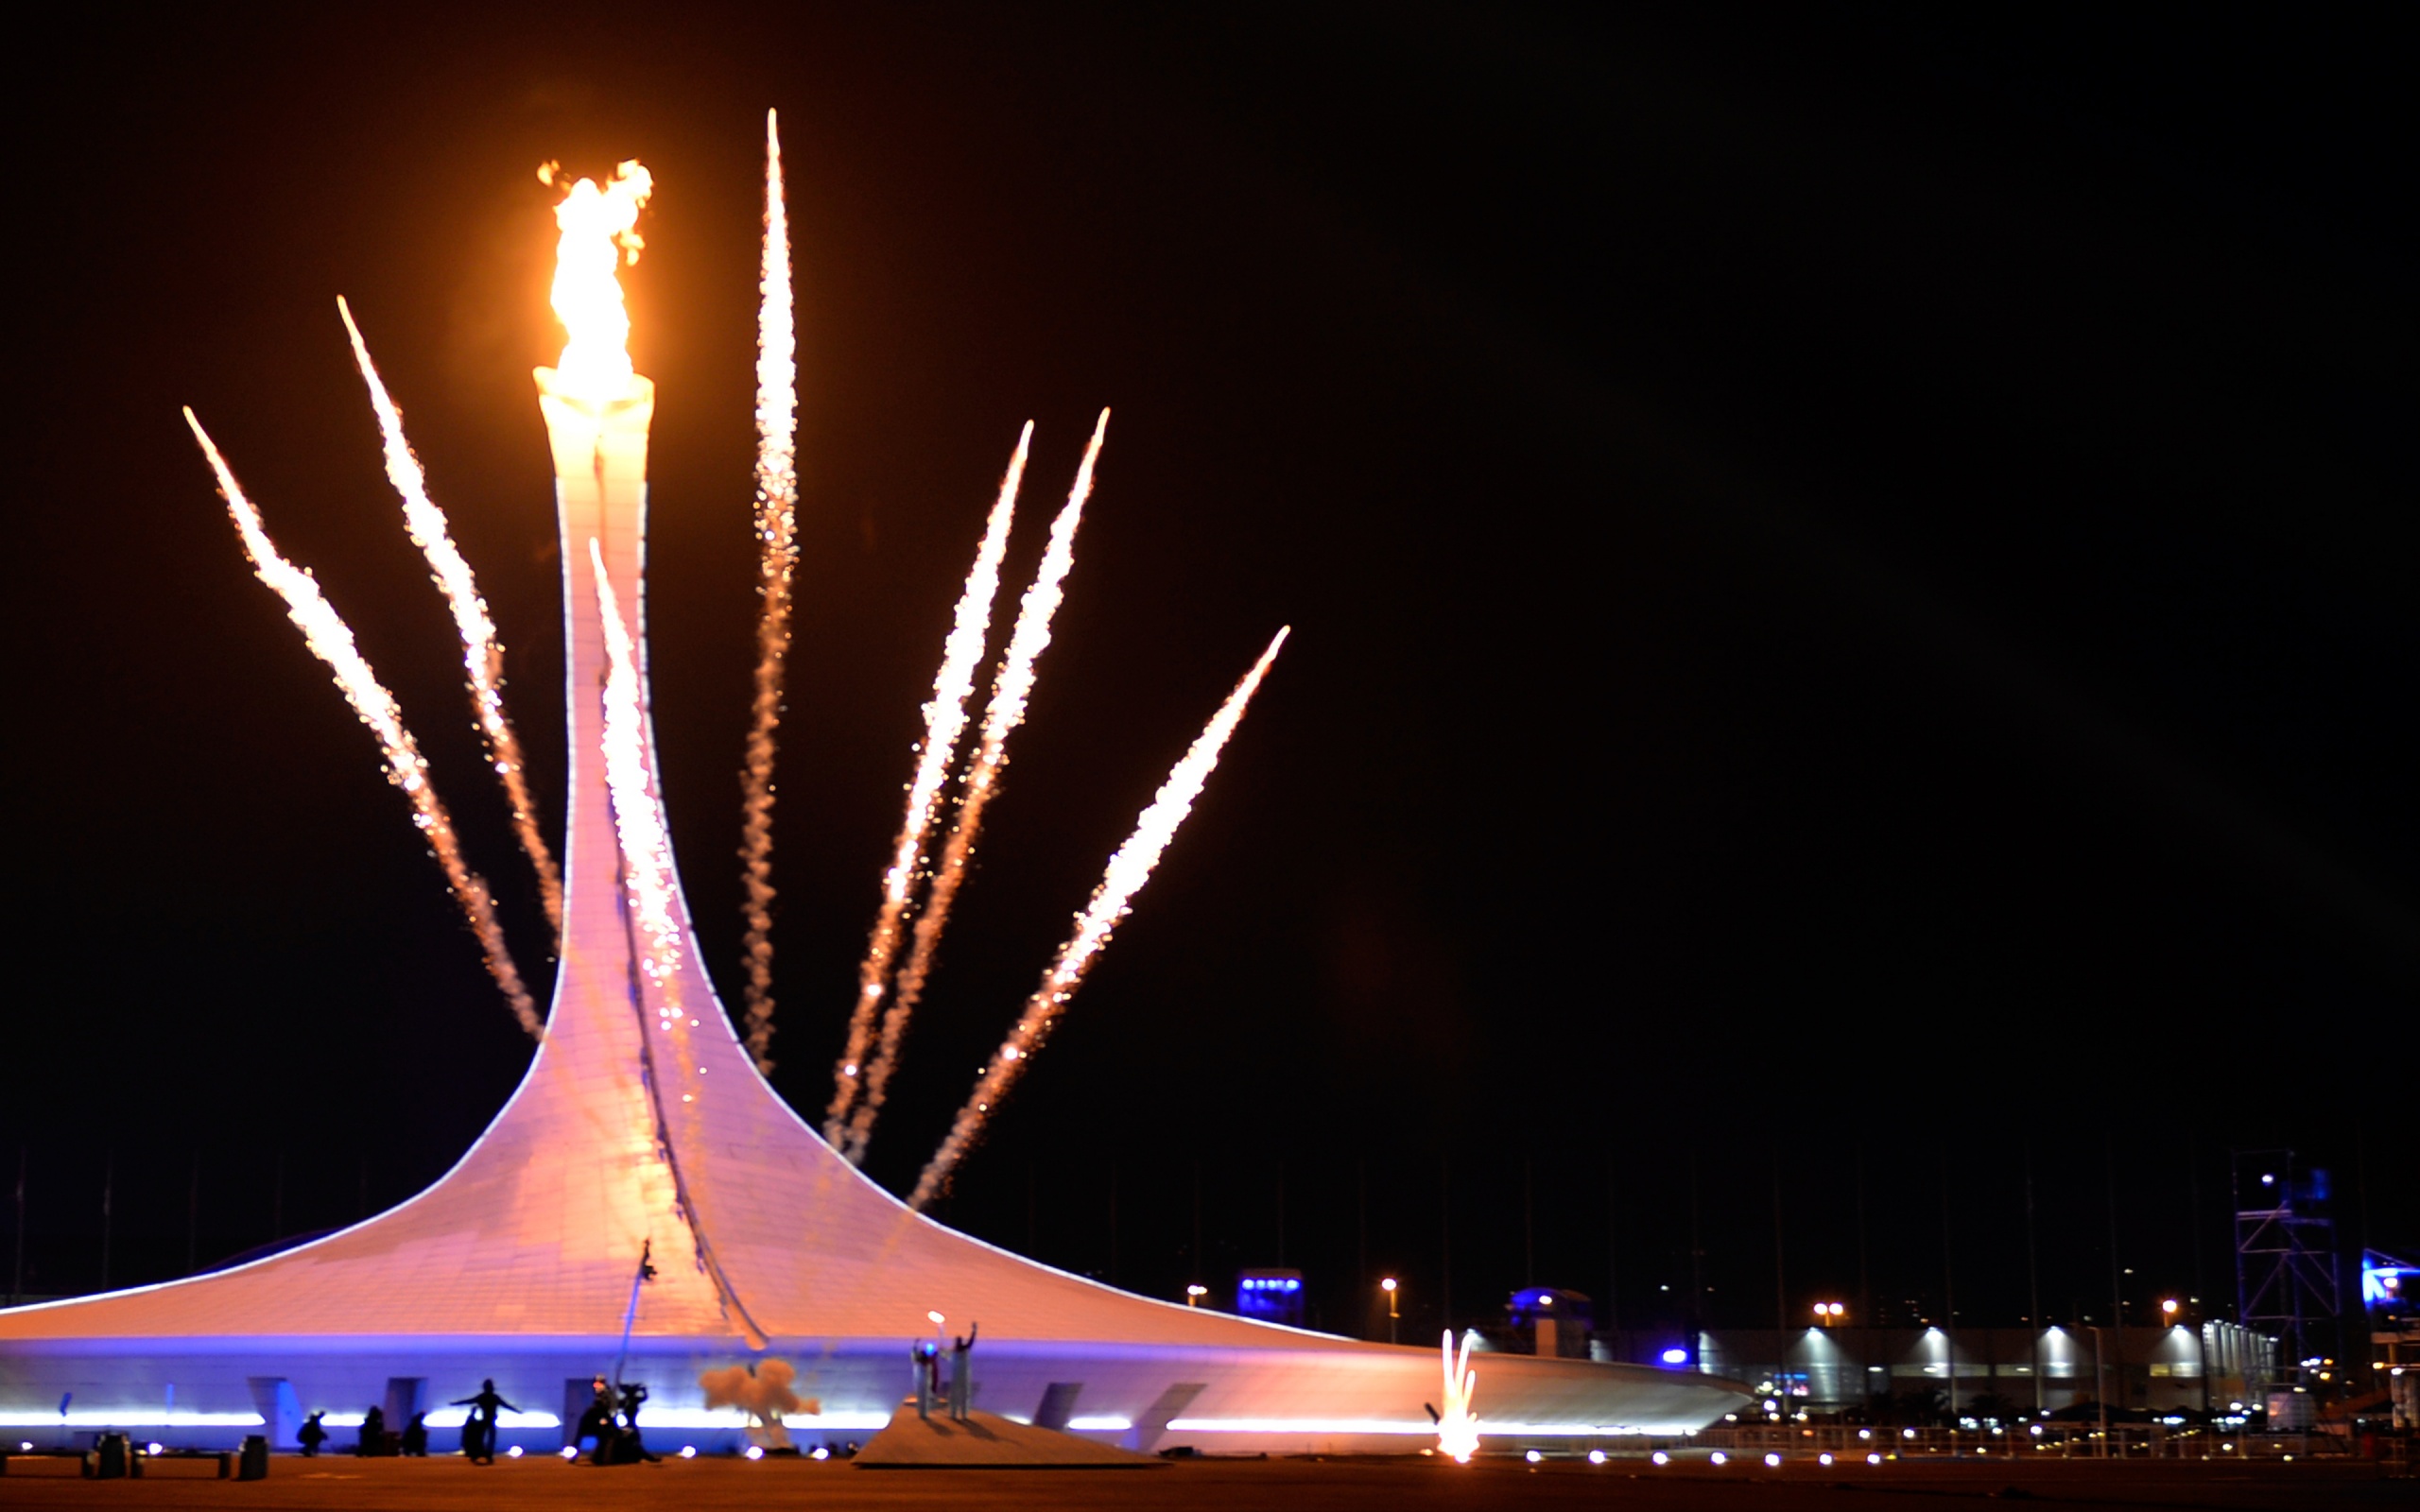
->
xmin=2362 ymin=1254 xmax=2414 ymax=1307
xmin=1660 ymin=1348 xmax=1689 ymax=1366
xmin=1235 ymin=1268 xmax=1305 ymax=1325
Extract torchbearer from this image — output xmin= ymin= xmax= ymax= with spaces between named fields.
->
xmin=949 ymin=1321 xmax=978 ymax=1420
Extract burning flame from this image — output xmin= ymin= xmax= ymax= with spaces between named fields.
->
xmin=184 ymin=408 xmax=542 ymax=1040
xmin=1437 ymin=1331 xmax=1479 ymax=1463
xmin=739 ymin=109 xmax=798 ymax=1071
xmin=541 ymin=159 xmax=652 ymax=407
xmin=826 ymin=425 xmax=1028 ymax=1153
xmin=337 ymin=297 xmax=563 ymax=935
xmin=909 ymin=627 xmax=1288 ymax=1209
xmin=846 ymin=411 xmax=1105 ymax=1160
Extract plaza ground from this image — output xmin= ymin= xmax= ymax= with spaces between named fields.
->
xmin=0 ymin=1452 xmax=2409 ymax=1510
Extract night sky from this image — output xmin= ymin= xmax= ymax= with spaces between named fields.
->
xmin=7 ymin=8 xmax=2409 ymax=1346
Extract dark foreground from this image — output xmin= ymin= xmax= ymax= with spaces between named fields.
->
xmin=0 ymin=1453 xmax=2407 ymax=1511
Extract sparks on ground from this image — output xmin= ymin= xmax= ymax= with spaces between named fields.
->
xmin=1438 ymin=1331 xmax=1480 ymax=1463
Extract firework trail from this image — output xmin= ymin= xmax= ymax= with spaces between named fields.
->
xmin=824 ymin=426 xmax=1030 ymax=1149
xmin=595 ymin=541 xmax=769 ymax=1350
xmin=738 ymin=108 xmax=798 ymax=1072
xmin=908 ymin=627 xmax=1289 ymax=1210
xmin=337 ymin=297 xmax=562 ymax=936
xmin=844 ymin=409 xmax=1109 ymax=1161
xmin=590 ymin=541 xmax=690 ymax=1035
xmin=184 ymin=408 xmax=543 ymax=1040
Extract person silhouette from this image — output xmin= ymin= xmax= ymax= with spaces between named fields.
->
xmin=948 ymin=1322 xmax=978 ymax=1421
xmin=356 ymin=1403 xmax=386 ymax=1456
xmin=297 ymin=1412 xmax=327 ymax=1458
xmin=910 ymin=1339 xmax=940 ymax=1419
xmin=449 ymin=1379 xmax=517 ymax=1465
xmin=574 ymin=1377 xmax=624 ymax=1462
xmin=612 ymin=1383 xmax=658 ymax=1464
xmin=400 ymin=1413 xmax=428 ymax=1456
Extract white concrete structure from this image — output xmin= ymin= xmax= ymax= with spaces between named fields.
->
xmin=0 ymin=410 xmax=1747 ymax=1454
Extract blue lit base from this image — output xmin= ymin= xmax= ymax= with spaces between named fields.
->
xmin=0 ymin=1332 xmax=1746 ymax=1456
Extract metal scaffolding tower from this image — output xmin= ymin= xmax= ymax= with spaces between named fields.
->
xmin=2234 ymin=1149 xmax=2342 ymax=1387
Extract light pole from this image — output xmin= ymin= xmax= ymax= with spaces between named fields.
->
xmin=1381 ymin=1277 xmax=1400 ymax=1345
xmin=1185 ymin=1284 xmax=1207 ymax=1309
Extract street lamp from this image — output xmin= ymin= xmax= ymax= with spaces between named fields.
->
xmin=1381 ymin=1277 xmax=1400 ymax=1345
xmin=1815 ymin=1302 xmax=1844 ymax=1327
xmin=2161 ymin=1298 xmax=2179 ymax=1323
xmin=1185 ymin=1284 xmax=1207 ymax=1309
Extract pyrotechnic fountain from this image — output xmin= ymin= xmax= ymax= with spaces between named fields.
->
xmin=1438 ymin=1331 xmax=1481 ymax=1464
xmin=825 ymin=422 xmax=1028 ymax=1150
xmin=737 ymin=111 xmax=798 ymax=1071
xmin=179 ymin=411 xmax=544 ymax=1040
xmin=910 ymin=623 xmax=1289 ymax=1209
xmin=339 ymin=296 xmax=562 ymax=936
xmin=844 ymin=409 xmax=1106 ymax=1164
xmin=0 ymin=113 xmax=1749 ymax=1460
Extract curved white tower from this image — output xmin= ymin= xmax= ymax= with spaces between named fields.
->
xmin=0 ymin=367 xmax=1747 ymax=1460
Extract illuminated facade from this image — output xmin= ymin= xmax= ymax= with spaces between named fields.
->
xmin=0 ymin=425 xmax=1748 ymax=1457
xmin=1606 ymin=1324 xmax=2278 ymax=1417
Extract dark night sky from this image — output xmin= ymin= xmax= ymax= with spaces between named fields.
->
xmin=6 ymin=7 xmax=2410 ymax=1343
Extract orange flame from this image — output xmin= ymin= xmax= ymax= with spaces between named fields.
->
xmin=541 ymin=159 xmax=652 ymax=407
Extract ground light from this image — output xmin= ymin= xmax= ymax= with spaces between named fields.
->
xmin=1651 ymin=1452 xmax=1670 ymax=1466
xmin=1765 ymin=1452 xmax=1782 ymax=1467
xmin=679 ymin=1446 xmax=697 ymax=1458
xmin=1710 ymin=1452 xmax=1728 ymax=1465
xmin=1587 ymin=1451 xmax=1607 ymax=1465
xmin=1525 ymin=1450 xmax=1543 ymax=1464
xmin=558 ymin=1447 xmax=578 ymax=1460
xmin=810 ymin=1446 xmax=831 ymax=1461
xmin=1867 ymin=1452 xmax=1882 ymax=1465
xmin=745 ymin=1445 xmax=766 ymax=1461
xmin=506 ymin=1446 xmax=524 ymax=1459
xmin=1819 ymin=1452 xmax=1834 ymax=1465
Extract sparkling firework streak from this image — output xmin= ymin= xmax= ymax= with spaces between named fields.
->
xmin=594 ymin=539 xmax=769 ymax=1350
xmin=908 ymin=627 xmax=1289 ymax=1210
xmin=183 ymin=408 xmax=543 ymax=1040
xmin=738 ymin=109 xmax=798 ymax=1072
xmin=589 ymin=540 xmax=690 ymax=1038
xmin=824 ymin=427 xmax=1030 ymax=1150
xmin=1437 ymin=1331 xmax=1480 ymax=1464
xmin=337 ymin=296 xmax=563 ymax=936
xmin=844 ymin=410 xmax=1107 ymax=1160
